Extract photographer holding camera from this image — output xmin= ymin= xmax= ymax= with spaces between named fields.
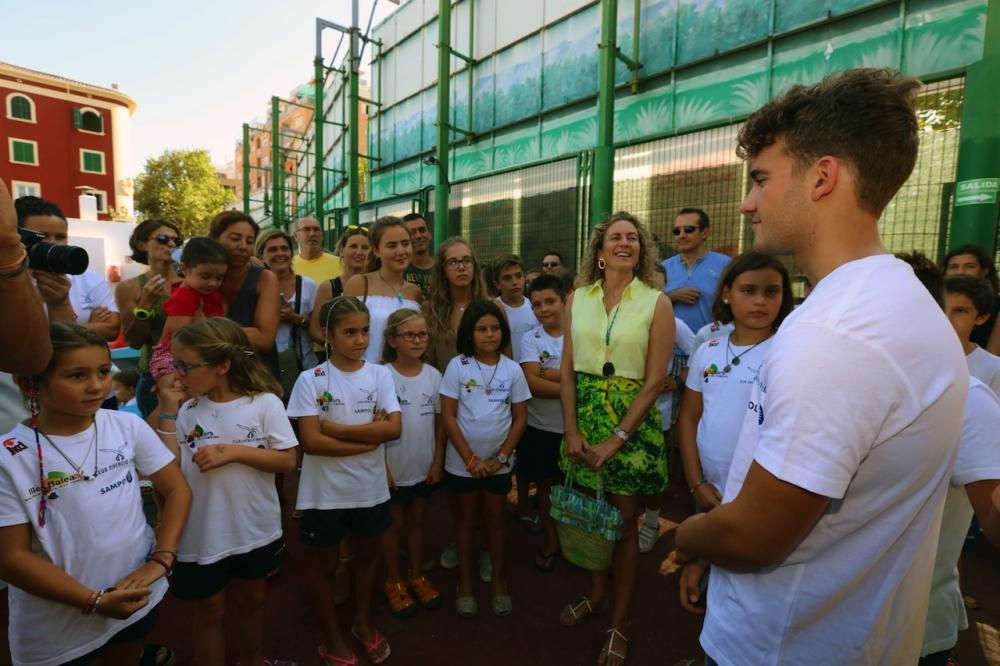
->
xmin=15 ymin=195 xmax=119 ymax=341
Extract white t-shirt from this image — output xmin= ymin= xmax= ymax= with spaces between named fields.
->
xmin=68 ymin=271 xmax=118 ymax=323
xmin=440 ymin=354 xmax=531 ymax=477
xmin=656 ymin=317 xmax=696 ymax=425
xmin=277 ymin=275 xmax=319 ymax=370
xmin=0 ymin=373 xmax=27 ymax=434
xmin=701 ymin=255 xmax=968 ymax=666
xmin=0 ymin=410 xmax=174 ymax=666
xmin=518 ymin=325 xmax=565 ymax=433
xmin=287 ymin=361 xmax=400 ymax=509
xmin=684 ymin=332 xmax=773 ymax=491
xmin=498 ymin=297 xmax=538 ymax=362
xmin=362 ymin=295 xmax=420 ymax=364
xmin=386 ymin=364 xmax=441 ymax=487
xmin=966 ymin=344 xmax=1000 ymax=395
xmin=175 ymin=393 xmax=297 ymax=564
xmin=691 ymin=320 xmax=734 ymax=356
xmin=922 ymin=378 xmax=1000 ymax=656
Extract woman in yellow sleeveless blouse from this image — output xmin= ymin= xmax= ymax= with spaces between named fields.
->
xmin=558 ymin=212 xmax=675 ymax=666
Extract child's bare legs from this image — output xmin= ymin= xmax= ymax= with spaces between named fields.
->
xmin=383 ymin=502 xmax=406 ymax=583
xmin=192 ymin=590 xmax=226 ymax=666
xmin=352 ymin=534 xmax=381 ymax=642
xmin=231 ymin=577 xmax=267 ymax=666
xmin=455 ymin=489 xmax=482 ymax=597
xmin=311 ymin=545 xmax=352 ymax=659
xmin=406 ymin=497 xmax=428 ymax=577
xmin=482 ymin=490 xmax=508 ymax=597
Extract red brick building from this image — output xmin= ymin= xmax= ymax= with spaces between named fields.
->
xmin=0 ymin=62 xmax=136 ymax=220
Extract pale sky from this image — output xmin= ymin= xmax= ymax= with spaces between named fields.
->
xmin=2 ymin=0 xmax=397 ymax=175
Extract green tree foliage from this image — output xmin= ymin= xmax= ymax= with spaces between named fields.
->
xmin=134 ymin=149 xmax=236 ymax=237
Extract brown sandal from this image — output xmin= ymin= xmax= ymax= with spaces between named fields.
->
xmin=559 ymin=595 xmax=604 ymax=626
xmin=597 ymin=626 xmax=629 ymax=666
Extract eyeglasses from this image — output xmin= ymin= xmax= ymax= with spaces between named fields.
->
xmin=444 ymin=256 xmax=475 ymax=270
xmin=542 ymin=262 xmax=561 ymax=268
xmin=672 ymin=225 xmax=700 ymax=236
xmin=171 ymin=359 xmax=216 ymax=376
xmin=393 ymin=331 xmax=430 ymax=342
xmin=153 ymin=234 xmax=183 ymax=247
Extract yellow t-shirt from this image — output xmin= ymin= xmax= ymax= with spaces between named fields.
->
xmin=293 ymin=252 xmax=343 ymax=285
xmin=571 ymin=278 xmax=660 ymax=381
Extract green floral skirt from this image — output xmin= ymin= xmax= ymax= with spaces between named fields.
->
xmin=559 ymin=372 xmax=666 ymax=496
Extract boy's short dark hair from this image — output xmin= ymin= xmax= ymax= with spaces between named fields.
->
xmin=180 ymin=237 xmax=229 ymax=268
xmin=895 ymin=252 xmax=944 ymax=310
xmin=456 ymin=300 xmax=511 ymax=357
xmin=737 ymin=68 xmax=920 ymax=217
xmin=402 ymin=213 xmax=427 ymax=224
xmin=943 ymin=244 xmax=999 ymax=294
xmin=15 ymin=196 xmax=66 ymax=224
xmin=542 ymin=250 xmax=564 ymax=262
xmin=113 ymin=368 xmax=140 ymax=388
xmin=526 ymin=274 xmax=566 ymax=301
xmin=944 ymin=275 xmax=995 ymax=318
xmin=678 ymin=207 xmax=710 ymax=229
xmin=491 ymin=255 xmax=524 ymax=283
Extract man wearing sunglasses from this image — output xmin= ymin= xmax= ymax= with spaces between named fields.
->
xmin=292 ymin=215 xmax=343 ymax=286
xmin=15 ymin=195 xmax=121 ymax=342
xmin=662 ymin=208 xmax=730 ymax=333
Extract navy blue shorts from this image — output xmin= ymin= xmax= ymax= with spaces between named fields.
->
xmin=62 ymin=604 xmax=160 ymax=664
xmin=390 ymin=481 xmax=436 ymax=504
xmin=516 ymin=426 xmax=564 ymax=483
xmin=299 ymin=502 xmax=392 ymax=546
xmin=172 ymin=538 xmax=287 ymax=601
xmin=445 ymin=471 xmax=513 ymax=495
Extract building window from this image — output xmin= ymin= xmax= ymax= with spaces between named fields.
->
xmin=6 ymin=94 xmax=35 ymax=123
xmin=10 ymin=181 xmax=40 ymax=198
xmin=80 ymin=149 xmax=106 ymax=174
xmin=73 ymin=107 xmax=104 ymax=134
xmin=78 ymin=189 xmax=108 ymax=213
xmin=8 ymin=139 xmax=38 ymax=165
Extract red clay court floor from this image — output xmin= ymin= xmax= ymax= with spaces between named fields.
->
xmin=3 ymin=479 xmax=1000 ymax=666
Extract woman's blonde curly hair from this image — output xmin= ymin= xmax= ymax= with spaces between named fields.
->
xmin=577 ymin=211 xmax=663 ymax=290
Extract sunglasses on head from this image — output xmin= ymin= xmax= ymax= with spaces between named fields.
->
xmin=153 ymin=234 xmax=183 ymax=247
xmin=345 ymin=224 xmax=368 ymax=234
xmin=672 ymin=225 xmax=700 ymax=236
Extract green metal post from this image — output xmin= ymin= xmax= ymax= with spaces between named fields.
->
xmin=948 ymin=0 xmax=1000 ymax=252
xmin=434 ymin=0 xmax=452 ymax=248
xmin=314 ymin=57 xmax=326 ymax=229
xmin=242 ymin=123 xmax=251 ymax=214
xmin=591 ymin=0 xmax=618 ymax=229
xmin=347 ymin=1 xmax=360 ymax=230
xmin=271 ymin=96 xmax=282 ymax=230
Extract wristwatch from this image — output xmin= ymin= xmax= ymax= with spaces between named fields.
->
xmin=133 ymin=306 xmax=155 ymax=321
xmin=613 ymin=426 xmax=631 ymax=442
xmin=495 ymin=452 xmax=509 ymax=466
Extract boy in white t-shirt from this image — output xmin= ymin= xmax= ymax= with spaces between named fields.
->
xmin=944 ymin=275 xmax=1000 ymax=394
xmin=517 ymin=275 xmax=567 ymax=570
xmin=674 ymin=70 xmax=968 ymax=666
xmin=492 ymin=255 xmax=541 ymax=530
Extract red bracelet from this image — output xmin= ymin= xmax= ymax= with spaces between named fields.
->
xmin=465 ymin=455 xmax=480 ymax=472
xmin=146 ymin=555 xmax=174 ymax=577
xmin=81 ymin=589 xmax=99 ymax=615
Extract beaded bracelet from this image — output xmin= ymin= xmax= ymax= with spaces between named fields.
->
xmin=81 ymin=589 xmax=99 ymax=615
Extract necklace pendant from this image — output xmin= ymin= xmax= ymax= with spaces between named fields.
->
xmin=485 ymin=388 xmax=492 ymax=396
xmin=731 ymin=357 xmax=741 ymax=366
xmin=602 ymin=362 xmax=615 ymax=378
xmin=396 ymin=293 xmax=404 ymax=305
xmin=723 ymin=364 xmax=732 ymax=373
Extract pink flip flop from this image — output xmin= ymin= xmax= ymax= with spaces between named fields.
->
xmin=350 ymin=626 xmax=391 ymax=664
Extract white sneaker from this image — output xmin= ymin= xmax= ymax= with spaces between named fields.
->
xmin=638 ymin=523 xmax=660 ymax=553
xmin=439 ymin=542 xmax=458 ymax=570
xmin=479 ymin=551 xmax=493 ymax=583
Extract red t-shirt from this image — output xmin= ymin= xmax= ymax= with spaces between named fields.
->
xmin=163 ymin=285 xmax=225 ymax=318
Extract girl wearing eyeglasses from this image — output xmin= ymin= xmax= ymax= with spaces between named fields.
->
xmin=424 ymin=237 xmax=489 ymax=373
xmin=115 ymin=219 xmax=184 ymax=417
xmin=168 ymin=317 xmax=298 ymax=666
xmin=378 ymin=308 xmax=445 ymax=618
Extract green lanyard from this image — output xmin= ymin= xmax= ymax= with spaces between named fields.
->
xmin=602 ymin=304 xmax=621 ymax=378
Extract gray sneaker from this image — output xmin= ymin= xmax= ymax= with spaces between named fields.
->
xmin=638 ymin=523 xmax=660 ymax=554
xmin=479 ymin=551 xmax=493 ymax=583
xmin=439 ymin=542 xmax=458 ymax=570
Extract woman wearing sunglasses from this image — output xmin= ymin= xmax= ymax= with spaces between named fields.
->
xmin=115 ymin=219 xmax=184 ymax=417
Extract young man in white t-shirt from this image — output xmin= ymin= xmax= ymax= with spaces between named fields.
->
xmin=674 ymin=69 xmax=968 ymax=666
xmin=492 ymin=255 xmax=540 ymax=530
xmin=944 ymin=275 xmax=1000 ymax=395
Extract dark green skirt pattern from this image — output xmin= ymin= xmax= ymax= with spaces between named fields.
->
xmin=559 ymin=372 xmax=666 ymax=496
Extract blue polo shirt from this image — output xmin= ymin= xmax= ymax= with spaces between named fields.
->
xmin=662 ymin=250 xmax=731 ymax=333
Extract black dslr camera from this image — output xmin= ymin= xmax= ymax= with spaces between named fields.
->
xmin=18 ymin=228 xmax=89 ymax=275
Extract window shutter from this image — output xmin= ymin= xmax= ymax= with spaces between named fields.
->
xmin=73 ymin=108 xmax=83 ymax=129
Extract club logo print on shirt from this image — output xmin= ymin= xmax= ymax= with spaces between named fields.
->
xmin=314 ymin=367 xmax=326 ymax=377
xmin=419 ymin=392 xmax=435 ymax=417
xmin=539 ymin=350 xmax=553 ymax=362
xmin=185 ymin=424 xmax=205 ymax=449
xmin=99 ymin=470 xmax=134 ymax=496
xmin=3 ymin=437 xmax=27 ymax=456
xmin=235 ymin=422 xmax=267 ymax=448
xmin=703 ymin=363 xmax=722 ymax=382
xmin=317 ymin=391 xmax=340 ymax=411
xmin=100 ymin=444 xmax=127 ymax=462
xmin=463 ymin=378 xmax=480 ymax=393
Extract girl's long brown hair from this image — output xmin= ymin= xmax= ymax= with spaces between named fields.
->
xmin=173 ymin=317 xmax=283 ymax=398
